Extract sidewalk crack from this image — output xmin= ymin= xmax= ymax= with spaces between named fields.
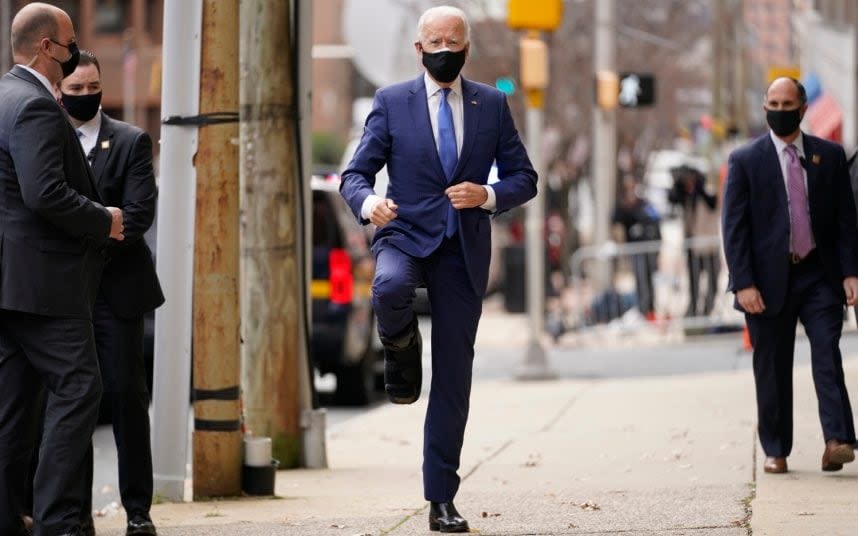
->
xmin=382 ymin=387 xmax=588 ymax=534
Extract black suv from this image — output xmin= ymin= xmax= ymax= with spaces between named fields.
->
xmin=311 ymin=175 xmax=381 ymax=405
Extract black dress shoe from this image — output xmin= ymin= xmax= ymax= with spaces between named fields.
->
xmin=126 ymin=512 xmax=157 ymax=536
xmin=429 ymin=501 xmax=469 ymax=533
xmin=81 ymin=513 xmax=96 ymax=536
xmin=381 ymin=320 xmax=423 ymax=404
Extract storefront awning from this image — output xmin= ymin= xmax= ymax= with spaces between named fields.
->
xmin=805 ymin=92 xmax=843 ymax=142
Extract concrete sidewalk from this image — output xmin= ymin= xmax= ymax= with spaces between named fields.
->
xmin=92 ymin=358 xmax=858 ymax=535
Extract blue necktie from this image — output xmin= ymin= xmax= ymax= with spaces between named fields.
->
xmin=438 ymin=88 xmax=458 ymax=237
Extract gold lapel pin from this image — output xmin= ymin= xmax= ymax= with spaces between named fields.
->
xmin=811 ymin=154 xmax=820 ymax=165
xmin=101 ymin=140 xmax=110 ymax=150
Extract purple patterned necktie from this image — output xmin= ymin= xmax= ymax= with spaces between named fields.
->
xmin=785 ymin=144 xmax=812 ymax=258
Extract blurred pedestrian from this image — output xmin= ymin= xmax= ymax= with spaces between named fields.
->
xmin=57 ymin=49 xmax=163 ymax=536
xmin=668 ymin=164 xmax=720 ymax=317
xmin=612 ymin=175 xmax=661 ymax=320
xmin=339 ymin=6 xmax=536 ymax=532
xmin=722 ymin=77 xmax=858 ymax=474
xmin=0 ymin=3 xmax=124 ymax=535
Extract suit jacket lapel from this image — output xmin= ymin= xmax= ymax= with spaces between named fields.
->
xmin=759 ymin=135 xmax=789 ymax=213
xmin=90 ymin=112 xmax=113 ymax=187
xmin=454 ymin=78 xmax=481 ymax=180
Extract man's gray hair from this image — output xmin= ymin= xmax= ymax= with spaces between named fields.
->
xmin=416 ymin=6 xmax=470 ymax=44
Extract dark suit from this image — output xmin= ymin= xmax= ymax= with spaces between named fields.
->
xmin=722 ymin=132 xmax=858 ymax=457
xmin=80 ymin=112 xmax=164 ymax=519
xmin=340 ymin=75 xmax=536 ymax=502
xmin=0 ymin=66 xmax=111 ymax=535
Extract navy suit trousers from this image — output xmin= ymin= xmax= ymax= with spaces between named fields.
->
xmin=372 ymin=235 xmax=482 ymax=502
xmin=746 ymin=253 xmax=856 ymax=456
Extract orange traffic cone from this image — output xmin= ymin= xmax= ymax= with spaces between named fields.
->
xmin=742 ymin=324 xmax=753 ymax=351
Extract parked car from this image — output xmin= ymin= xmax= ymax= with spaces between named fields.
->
xmin=311 ymin=174 xmax=382 ymax=405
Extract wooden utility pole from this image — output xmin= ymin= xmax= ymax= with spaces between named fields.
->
xmin=192 ymin=0 xmax=242 ymax=498
xmin=240 ymin=0 xmax=304 ymax=468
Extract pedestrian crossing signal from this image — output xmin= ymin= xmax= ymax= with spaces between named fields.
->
xmin=618 ymin=73 xmax=655 ymax=107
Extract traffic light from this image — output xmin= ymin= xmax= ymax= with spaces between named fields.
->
xmin=495 ymin=77 xmax=516 ymax=96
xmin=519 ymin=36 xmax=548 ymax=90
xmin=507 ymin=0 xmax=563 ymax=32
xmin=595 ymin=70 xmax=619 ymax=110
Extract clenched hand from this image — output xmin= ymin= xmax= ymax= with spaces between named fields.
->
xmin=107 ymin=206 xmax=124 ymax=241
xmin=370 ymin=198 xmax=398 ymax=228
xmin=446 ymin=182 xmax=488 ymax=209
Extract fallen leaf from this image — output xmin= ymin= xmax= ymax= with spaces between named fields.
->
xmin=578 ymin=501 xmax=601 ymax=511
xmin=523 ymin=453 xmax=542 ymax=467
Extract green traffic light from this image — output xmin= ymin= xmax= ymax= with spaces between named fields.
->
xmin=495 ymin=77 xmax=516 ymax=96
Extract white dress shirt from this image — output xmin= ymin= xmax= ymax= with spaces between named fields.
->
xmin=769 ymin=130 xmax=815 ymax=250
xmin=359 ymin=72 xmax=497 ymax=219
xmin=74 ymin=111 xmax=102 ymax=162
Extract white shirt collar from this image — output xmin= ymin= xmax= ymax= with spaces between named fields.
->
xmin=770 ymin=129 xmax=805 ymax=158
xmin=76 ymin=110 xmax=102 ymax=139
xmin=17 ymin=64 xmax=56 ymax=97
xmin=424 ymin=72 xmax=462 ymax=98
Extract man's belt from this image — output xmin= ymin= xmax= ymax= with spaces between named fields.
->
xmin=789 ymin=249 xmax=817 ymax=265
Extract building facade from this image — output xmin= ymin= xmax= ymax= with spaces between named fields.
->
xmin=794 ymin=0 xmax=858 ymax=148
xmin=3 ymin=0 xmax=163 ymax=153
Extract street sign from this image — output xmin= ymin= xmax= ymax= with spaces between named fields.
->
xmin=618 ymin=72 xmax=655 ymax=107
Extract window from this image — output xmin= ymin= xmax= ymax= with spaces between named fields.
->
xmin=50 ymin=0 xmax=80 ymax=31
xmin=95 ymin=0 xmax=130 ymax=34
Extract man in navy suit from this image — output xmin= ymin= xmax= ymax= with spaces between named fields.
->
xmin=722 ymin=77 xmax=858 ymax=475
xmin=340 ymin=6 xmax=536 ymax=532
xmin=58 ymin=50 xmax=163 ymax=536
xmin=0 ymin=4 xmax=124 ymax=535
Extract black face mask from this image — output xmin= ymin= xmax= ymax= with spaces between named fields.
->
xmin=766 ymin=108 xmax=802 ymax=137
xmin=421 ymin=48 xmax=467 ymax=84
xmin=50 ymin=40 xmax=80 ymax=79
xmin=61 ymin=91 xmax=102 ymax=122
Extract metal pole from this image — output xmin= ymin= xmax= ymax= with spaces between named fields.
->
xmin=592 ymin=0 xmax=617 ymax=287
xmin=733 ymin=0 xmax=748 ymax=138
xmin=712 ymin=0 xmax=725 ymax=122
xmin=122 ymin=29 xmax=137 ymax=125
xmin=151 ymin=0 xmax=202 ymax=502
xmin=295 ymin=0 xmax=327 ymax=469
xmin=515 ymin=38 xmax=556 ymax=381
xmin=1 ymin=0 xmax=11 ymax=74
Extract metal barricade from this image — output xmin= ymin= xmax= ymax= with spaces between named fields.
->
xmin=563 ymin=228 xmax=743 ymax=333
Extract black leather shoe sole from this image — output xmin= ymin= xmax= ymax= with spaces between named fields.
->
xmin=429 ymin=520 xmax=470 ymax=533
xmin=126 ymin=522 xmax=157 ymax=536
